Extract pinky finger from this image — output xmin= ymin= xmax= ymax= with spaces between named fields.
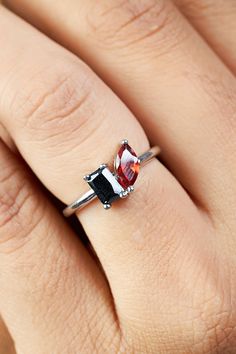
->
xmin=0 ymin=139 xmax=120 ymax=354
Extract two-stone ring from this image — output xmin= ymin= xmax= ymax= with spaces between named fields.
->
xmin=63 ymin=140 xmax=160 ymax=217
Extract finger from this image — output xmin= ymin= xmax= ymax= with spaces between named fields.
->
xmin=0 ymin=139 xmax=118 ymax=354
xmin=0 ymin=7 xmax=208 ymax=349
xmin=173 ymin=0 xmax=236 ymax=74
xmin=5 ymin=0 xmax=236 ymax=214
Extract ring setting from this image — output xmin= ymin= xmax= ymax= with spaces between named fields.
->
xmin=63 ymin=140 xmax=160 ymax=217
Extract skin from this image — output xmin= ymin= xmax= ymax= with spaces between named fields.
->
xmin=0 ymin=0 xmax=236 ymax=353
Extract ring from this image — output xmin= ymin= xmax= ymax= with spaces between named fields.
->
xmin=63 ymin=139 xmax=160 ymax=217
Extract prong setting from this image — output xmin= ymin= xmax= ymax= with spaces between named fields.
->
xmin=83 ymin=174 xmax=91 ymax=182
xmin=103 ymin=203 xmax=111 ymax=210
xmin=127 ymin=185 xmax=134 ymax=193
xmin=119 ymin=190 xmax=129 ymax=199
xmin=100 ymin=163 xmax=107 ymax=169
xmin=121 ymin=139 xmax=129 ymax=145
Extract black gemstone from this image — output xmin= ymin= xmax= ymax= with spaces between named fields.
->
xmin=88 ymin=167 xmax=123 ymax=205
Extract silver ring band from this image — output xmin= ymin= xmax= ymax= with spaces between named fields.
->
xmin=63 ymin=142 xmax=160 ymax=217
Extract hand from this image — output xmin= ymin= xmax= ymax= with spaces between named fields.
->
xmin=1 ymin=1 xmax=236 ymax=353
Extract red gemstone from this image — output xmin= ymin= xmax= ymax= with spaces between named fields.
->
xmin=115 ymin=143 xmax=140 ymax=188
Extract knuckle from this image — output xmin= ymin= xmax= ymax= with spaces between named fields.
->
xmin=10 ymin=61 xmax=100 ymax=149
xmin=87 ymin=0 xmax=176 ymax=49
xmin=0 ymin=168 xmax=42 ymax=254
